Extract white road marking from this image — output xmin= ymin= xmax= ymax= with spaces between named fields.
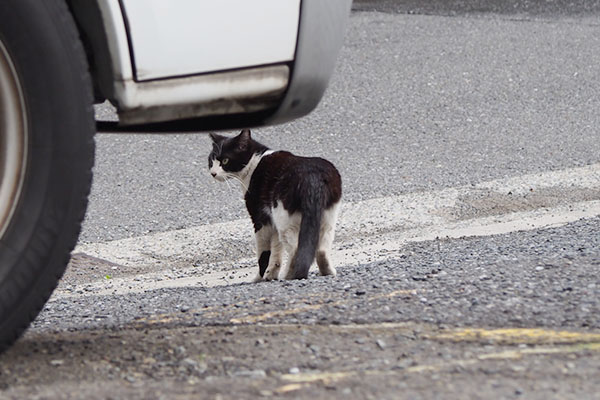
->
xmin=55 ymin=163 xmax=600 ymax=299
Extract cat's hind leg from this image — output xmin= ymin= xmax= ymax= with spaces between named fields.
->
xmin=277 ymin=235 xmax=296 ymax=280
xmin=282 ymin=248 xmax=296 ymax=280
xmin=271 ymin=202 xmax=302 ymax=280
xmin=316 ymin=203 xmax=340 ymax=277
xmin=263 ymin=233 xmax=283 ymax=280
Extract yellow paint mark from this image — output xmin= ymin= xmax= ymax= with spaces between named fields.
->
xmin=230 ymin=289 xmax=417 ymax=324
xmin=136 ymin=297 xmax=275 ymax=325
xmin=404 ymin=360 xmax=479 ymax=374
xmin=327 ymin=322 xmax=416 ymax=332
xmin=479 ymin=342 xmax=600 ymax=360
xmin=231 ymin=303 xmax=335 ymax=324
xmin=137 ymin=289 xmax=419 ymax=326
xmin=281 ymin=371 xmax=357 ymax=385
xmin=369 ymin=289 xmax=417 ymax=300
xmin=279 ymin=342 xmax=600 ymax=385
xmin=429 ymin=328 xmax=600 ymax=345
xmin=139 ymin=314 xmax=179 ymax=325
xmin=275 ymin=383 xmax=309 ymax=394
xmin=573 ymin=342 xmax=600 ymax=352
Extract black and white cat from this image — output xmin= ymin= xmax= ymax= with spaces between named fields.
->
xmin=208 ymin=129 xmax=342 ymax=281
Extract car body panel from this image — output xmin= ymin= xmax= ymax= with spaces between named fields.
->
xmin=88 ymin=0 xmax=351 ymax=128
xmin=121 ymin=0 xmax=301 ymax=81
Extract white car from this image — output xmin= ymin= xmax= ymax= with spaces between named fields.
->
xmin=0 ymin=0 xmax=351 ymax=352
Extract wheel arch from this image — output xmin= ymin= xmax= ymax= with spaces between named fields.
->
xmin=65 ymin=0 xmax=118 ymax=103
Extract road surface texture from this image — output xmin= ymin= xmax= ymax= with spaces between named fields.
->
xmin=1 ymin=1 xmax=600 ymax=399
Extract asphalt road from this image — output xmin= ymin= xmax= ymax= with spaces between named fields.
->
xmin=2 ymin=2 xmax=600 ymax=399
xmin=82 ymin=0 xmax=600 ymax=243
xmin=3 ymin=217 xmax=600 ymax=399
xmin=352 ymin=0 xmax=600 ymax=16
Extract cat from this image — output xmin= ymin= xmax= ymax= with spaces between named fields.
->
xmin=208 ymin=129 xmax=342 ymax=281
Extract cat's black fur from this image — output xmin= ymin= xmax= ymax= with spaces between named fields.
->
xmin=208 ymin=130 xmax=342 ymax=280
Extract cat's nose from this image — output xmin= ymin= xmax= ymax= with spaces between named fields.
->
xmin=211 ymin=172 xmax=217 ymax=177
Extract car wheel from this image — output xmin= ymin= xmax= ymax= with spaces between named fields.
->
xmin=0 ymin=0 xmax=95 ymax=353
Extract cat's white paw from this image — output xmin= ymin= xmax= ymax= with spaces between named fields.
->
xmin=252 ymin=273 xmax=264 ymax=283
xmin=264 ymin=265 xmax=280 ymax=281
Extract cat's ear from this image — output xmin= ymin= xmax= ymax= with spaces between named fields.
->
xmin=237 ymin=129 xmax=251 ymax=150
xmin=238 ymin=129 xmax=251 ymax=141
xmin=209 ymin=132 xmax=225 ymax=143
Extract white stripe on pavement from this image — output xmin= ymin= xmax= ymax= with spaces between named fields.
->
xmin=54 ymin=163 xmax=600 ymax=298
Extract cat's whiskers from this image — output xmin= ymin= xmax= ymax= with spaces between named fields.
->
xmin=223 ymin=175 xmax=235 ymax=194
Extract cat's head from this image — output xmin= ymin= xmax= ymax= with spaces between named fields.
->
xmin=208 ymin=129 xmax=263 ymax=181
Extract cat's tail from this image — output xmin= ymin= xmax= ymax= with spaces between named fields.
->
xmin=291 ymin=181 xmax=324 ymax=279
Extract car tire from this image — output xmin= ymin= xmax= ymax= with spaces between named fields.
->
xmin=0 ymin=0 xmax=95 ymax=353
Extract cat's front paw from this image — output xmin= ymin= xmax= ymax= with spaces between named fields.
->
xmin=252 ymin=273 xmax=264 ymax=283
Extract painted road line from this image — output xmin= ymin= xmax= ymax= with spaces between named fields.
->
xmin=53 ymin=163 xmax=600 ymax=298
xmin=426 ymin=327 xmax=600 ymax=345
xmin=276 ymin=342 xmax=600 ymax=388
xmin=75 ymin=163 xmax=600 ymax=269
xmin=334 ymin=199 xmax=600 ymax=268
xmin=54 ymin=198 xmax=600 ymax=299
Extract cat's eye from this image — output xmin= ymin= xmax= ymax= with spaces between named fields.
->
xmin=222 ymin=158 xmax=229 ymax=165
